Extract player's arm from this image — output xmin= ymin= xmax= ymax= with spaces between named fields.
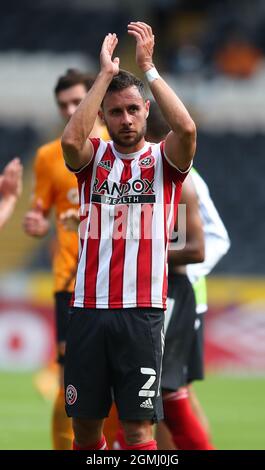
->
xmin=0 ymin=197 xmax=17 ymax=229
xmin=187 ymin=199 xmax=230 ymax=280
xmin=168 ymin=174 xmax=204 ymax=267
xmin=0 ymin=158 xmax=23 ymax=229
xmin=23 ymin=150 xmax=51 ymax=238
xmin=61 ymin=34 xmax=120 ymax=170
xmin=128 ymin=21 xmax=196 ymax=171
xmin=60 ymin=209 xmax=79 ymax=232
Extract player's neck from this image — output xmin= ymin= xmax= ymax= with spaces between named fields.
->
xmin=113 ymin=138 xmax=146 ymax=155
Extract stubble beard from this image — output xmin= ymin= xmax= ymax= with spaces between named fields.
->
xmin=108 ymin=123 xmax=147 ymax=149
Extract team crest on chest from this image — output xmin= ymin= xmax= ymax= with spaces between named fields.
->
xmin=138 ymin=155 xmax=155 ymax=169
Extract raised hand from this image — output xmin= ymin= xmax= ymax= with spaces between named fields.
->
xmin=100 ymin=33 xmax=120 ymax=76
xmin=0 ymin=158 xmax=23 ymax=198
xmin=128 ymin=22 xmax=155 ymax=72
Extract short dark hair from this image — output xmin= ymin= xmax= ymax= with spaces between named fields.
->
xmin=103 ymin=69 xmax=146 ymax=104
xmin=54 ymin=69 xmax=95 ymax=95
xmin=146 ymin=100 xmax=170 ymax=142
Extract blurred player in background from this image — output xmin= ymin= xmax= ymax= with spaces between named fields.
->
xmin=0 ymin=158 xmax=22 ymax=229
xmin=147 ymin=101 xmax=230 ymax=449
xmin=23 ymin=69 xmax=108 ymax=450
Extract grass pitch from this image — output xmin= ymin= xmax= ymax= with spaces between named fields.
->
xmin=0 ymin=371 xmax=264 ymax=449
xmin=195 ymin=374 xmax=265 ymax=450
xmin=0 ymin=372 xmax=52 ymax=450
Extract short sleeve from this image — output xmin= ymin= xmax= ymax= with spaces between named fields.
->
xmin=160 ymin=141 xmax=193 ymax=184
xmin=65 ymin=138 xmax=100 ymax=185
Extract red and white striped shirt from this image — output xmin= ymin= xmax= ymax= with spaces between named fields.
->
xmin=71 ymin=138 xmax=190 ymax=310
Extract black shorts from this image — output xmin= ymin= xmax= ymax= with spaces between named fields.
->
xmin=64 ymin=307 xmax=164 ymax=423
xmin=187 ymin=313 xmax=205 ymax=383
xmin=54 ymin=291 xmax=72 ymax=356
xmin=161 ymin=273 xmax=196 ymax=392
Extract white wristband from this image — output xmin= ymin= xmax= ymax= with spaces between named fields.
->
xmin=145 ymin=67 xmax=160 ymax=83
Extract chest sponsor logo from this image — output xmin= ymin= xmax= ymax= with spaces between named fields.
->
xmin=92 ymin=178 xmax=155 ymax=205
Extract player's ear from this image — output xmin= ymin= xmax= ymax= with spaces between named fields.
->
xmin=145 ymin=99 xmax=150 ymax=119
xmin=98 ymin=109 xmax=104 ymax=122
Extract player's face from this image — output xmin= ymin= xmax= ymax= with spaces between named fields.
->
xmin=56 ymin=84 xmax=87 ymax=122
xmin=101 ymin=86 xmax=150 ymax=152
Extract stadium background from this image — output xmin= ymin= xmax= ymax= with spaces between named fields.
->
xmin=0 ymin=0 xmax=265 ymax=449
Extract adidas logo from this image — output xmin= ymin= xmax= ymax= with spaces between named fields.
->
xmin=98 ymin=160 xmax=112 ymax=172
xmin=140 ymin=398 xmax=153 ymax=409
